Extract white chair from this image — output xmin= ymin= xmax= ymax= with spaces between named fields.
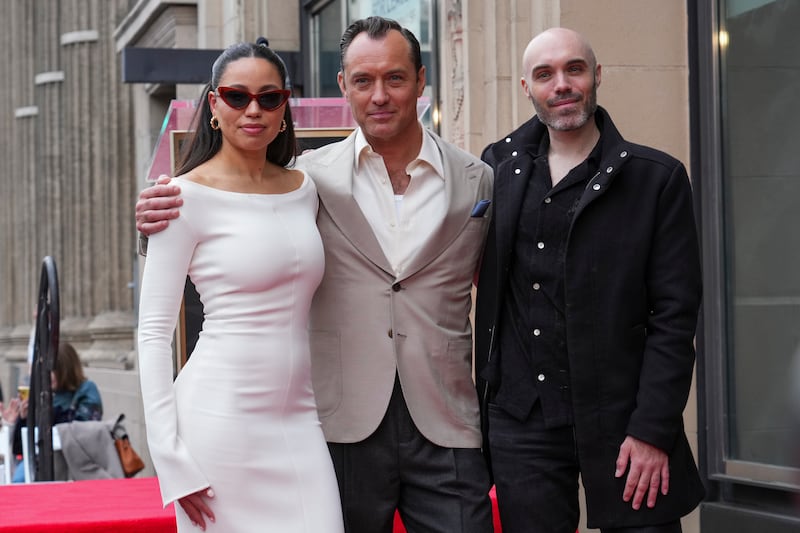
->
xmin=20 ymin=425 xmax=61 ymax=483
xmin=0 ymin=424 xmax=11 ymax=484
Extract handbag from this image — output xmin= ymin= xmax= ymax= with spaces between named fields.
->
xmin=111 ymin=414 xmax=145 ymax=478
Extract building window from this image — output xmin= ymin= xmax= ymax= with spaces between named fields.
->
xmin=696 ymin=1 xmax=800 ymax=526
xmin=307 ymin=0 xmax=346 ymax=96
xmin=719 ymin=0 xmax=800 ymax=478
xmin=303 ymin=0 xmax=437 ymax=125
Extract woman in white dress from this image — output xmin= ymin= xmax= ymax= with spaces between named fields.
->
xmin=137 ymin=39 xmax=344 ymax=533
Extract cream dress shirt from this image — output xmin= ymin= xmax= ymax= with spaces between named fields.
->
xmin=352 ymin=126 xmax=446 ymax=276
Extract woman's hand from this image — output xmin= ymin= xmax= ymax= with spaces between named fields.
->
xmin=1 ymin=397 xmax=20 ymax=425
xmin=178 ymin=488 xmax=216 ymax=530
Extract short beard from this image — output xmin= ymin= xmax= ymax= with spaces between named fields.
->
xmin=533 ymin=82 xmax=598 ymax=132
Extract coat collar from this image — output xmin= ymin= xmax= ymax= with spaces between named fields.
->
xmin=483 ymin=106 xmax=626 ymax=162
xmin=487 ymin=106 xmax=637 ymax=221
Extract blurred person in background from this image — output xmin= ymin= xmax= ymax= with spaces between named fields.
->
xmin=5 ymin=341 xmax=102 ymax=482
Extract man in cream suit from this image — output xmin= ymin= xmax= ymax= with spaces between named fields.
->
xmin=136 ymin=16 xmax=494 ymax=533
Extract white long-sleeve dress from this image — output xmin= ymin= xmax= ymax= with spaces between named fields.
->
xmin=137 ymin=174 xmax=343 ymax=533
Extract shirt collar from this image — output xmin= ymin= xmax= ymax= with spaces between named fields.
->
xmin=354 ymin=124 xmax=445 ymax=180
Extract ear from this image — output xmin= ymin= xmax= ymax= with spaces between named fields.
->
xmin=208 ymin=89 xmax=218 ymax=114
xmin=337 ymin=71 xmax=348 ymax=100
xmin=520 ymin=77 xmax=531 ymax=99
xmin=416 ymin=65 xmax=426 ymax=97
xmin=595 ymin=64 xmax=602 ymax=88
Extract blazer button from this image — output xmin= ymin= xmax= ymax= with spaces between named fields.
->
xmin=388 ymin=329 xmax=393 ymax=338
xmin=392 ymin=282 xmax=402 ymax=292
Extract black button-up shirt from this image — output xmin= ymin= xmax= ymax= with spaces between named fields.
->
xmin=494 ymin=137 xmax=601 ymax=427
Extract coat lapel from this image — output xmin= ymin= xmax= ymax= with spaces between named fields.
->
xmin=495 ymin=154 xmax=533 ymax=271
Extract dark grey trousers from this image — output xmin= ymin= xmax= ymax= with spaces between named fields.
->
xmin=328 ymin=376 xmax=494 ymax=533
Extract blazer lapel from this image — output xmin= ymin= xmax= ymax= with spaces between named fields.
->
xmin=302 ymin=135 xmax=393 ymax=274
xmin=400 ymin=137 xmax=483 ymax=280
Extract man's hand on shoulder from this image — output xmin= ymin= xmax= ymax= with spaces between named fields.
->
xmin=615 ymin=435 xmax=670 ymax=510
xmin=135 ymin=174 xmax=183 ymax=236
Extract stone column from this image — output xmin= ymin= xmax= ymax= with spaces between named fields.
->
xmin=0 ymin=1 xmax=40 ymax=367
xmin=57 ymin=0 xmax=138 ymax=365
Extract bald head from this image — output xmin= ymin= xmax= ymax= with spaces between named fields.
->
xmin=522 ymin=27 xmax=597 ymax=78
xmin=520 ymin=27 xmax=601 ymax=132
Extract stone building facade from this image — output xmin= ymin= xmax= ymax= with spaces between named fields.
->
xmin=0 ymin=0 xmax=140 ymax=420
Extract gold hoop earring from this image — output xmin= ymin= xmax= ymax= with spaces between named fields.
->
xmin=210 ymin=116 xmax=220 ymax=130
xmin=279 ymin=119 xmax=287 ymax=133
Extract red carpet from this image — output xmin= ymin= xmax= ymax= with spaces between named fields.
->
xmin=0 ymin=477 xmax=175 ymax=533
xmin=0 ymin=477 xmax=503 ymax=532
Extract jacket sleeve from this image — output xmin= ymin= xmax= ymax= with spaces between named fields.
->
xmin=626 ymin=162 xmax=702 ymax=451
xmin=137 ymin=205 xmax=210 ymax=506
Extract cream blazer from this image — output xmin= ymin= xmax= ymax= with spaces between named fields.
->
xmin=298 ymin=130 xmax=493 ymax=448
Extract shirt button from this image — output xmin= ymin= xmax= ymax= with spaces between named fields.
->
xmin=533 ymin=329 xmax=541 ymax=336
xmin=537 ymin=373 xmax=545 ymax=382
xmin=544 ymin=197 xmax=552 ymax=204
xmin=514 ymin=168 xmax=521 ymax=175
xmin=537 ymin=242 xmax=545 ymax=250
xmin=388 ymin=329 xmax=393 ymax=338
xmin=532 ymin=282 xmax=541 ymax=290
xmin=391 ymin=282 xmax=402 ymax=292
xmin=511 ymin=150 xmax=518 ymax=156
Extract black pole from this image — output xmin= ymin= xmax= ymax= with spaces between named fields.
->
xmin=26 ymin=256 xmax=59 ymax=482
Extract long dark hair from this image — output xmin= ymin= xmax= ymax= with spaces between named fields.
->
xmin=176 ymin=38 xmax=296 ymax=175
xmin=54 ymin=342 xmax=86 ymax=392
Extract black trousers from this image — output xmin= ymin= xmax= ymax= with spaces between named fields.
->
xmin=328 ymin=376 xmax=494 ymax=533
xmin=488 ymin=402 xmax=681 ymax=533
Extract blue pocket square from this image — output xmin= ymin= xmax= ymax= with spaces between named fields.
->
xmin=471 ymin=199 xmax=491 ymax=217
